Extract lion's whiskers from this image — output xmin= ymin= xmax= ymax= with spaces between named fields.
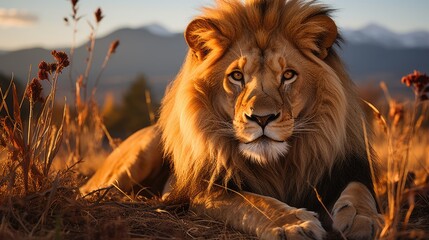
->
xmin=293 ymin=116 xmax=320 ymax=136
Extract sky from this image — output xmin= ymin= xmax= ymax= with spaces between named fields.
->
xmin=1 ymin=0 xmax=429 ymax=51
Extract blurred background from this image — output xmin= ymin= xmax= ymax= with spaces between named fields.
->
xmin=1 ymin=0 xmax=429 ymax=137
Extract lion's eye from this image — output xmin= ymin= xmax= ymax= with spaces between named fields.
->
xmin=282 ymin=69 xmax=298 ymax=84
xmin=228 ymin=71 xmax=244 ymax=82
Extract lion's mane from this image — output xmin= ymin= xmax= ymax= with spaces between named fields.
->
xmin=159 ymin=0 xmax=374 ymax=208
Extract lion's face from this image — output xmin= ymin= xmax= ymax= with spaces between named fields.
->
xmin=177 ymin=1 xmax=340 ymax=167
xmin=161 ymin=0 xmax=354 ymax=195
xmin=216 ymin=38 xmax=318 ymax=164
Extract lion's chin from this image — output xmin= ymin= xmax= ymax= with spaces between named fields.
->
xmin=238 ymin=137 xmax=289 ymax=165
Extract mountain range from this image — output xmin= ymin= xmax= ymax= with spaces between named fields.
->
xmin=1 ymin=23 xmax=428 ymax=104
xmin=343 ymin=23 xmax=429 ymax=48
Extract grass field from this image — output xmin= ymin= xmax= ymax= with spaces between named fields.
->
xmin=1 ymin=63 xmax=428 ymax=240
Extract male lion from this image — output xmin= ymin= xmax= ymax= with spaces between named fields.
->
xmin=81 ymin=0 xmax=381 ymax=239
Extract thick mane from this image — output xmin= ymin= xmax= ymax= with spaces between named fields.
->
xmin=159 ymin=0 xmax=370 ymax=203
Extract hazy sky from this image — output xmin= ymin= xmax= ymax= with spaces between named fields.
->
xmin=1 ymin=0 xmax=429 ymax=51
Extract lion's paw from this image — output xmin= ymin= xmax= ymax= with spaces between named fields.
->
xmin=332 ymin=200 xmax=381 ymax=240
xmin=261 ymin=209 xmax=326 ymax=240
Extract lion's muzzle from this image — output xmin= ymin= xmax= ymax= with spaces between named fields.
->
xmin=245 ymin=112 xmax=280 ymax=129
xmin=234 ymin=89 xmax=293 ymax=164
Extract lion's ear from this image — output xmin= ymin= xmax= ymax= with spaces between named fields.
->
xmin=185 ymin=18 xmax=228 ymax=61
xmin=294 ymin=15 xmax=338 ymax=59
xmin=313 ymin=15 xmax=338 ymax=59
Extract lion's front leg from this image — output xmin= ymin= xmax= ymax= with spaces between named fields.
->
xmin=332 ymin=182 xmax=383 ymax=239
xmin=80 ymin=125 xmax=165 ymax=195
xmin=192 ymin=191 xmax=326 ymax=240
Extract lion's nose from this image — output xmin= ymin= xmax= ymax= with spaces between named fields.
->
xmin=245 ymin=113 xmax=280 ymax=129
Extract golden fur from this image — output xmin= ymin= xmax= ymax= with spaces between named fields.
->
xmin=82 ymin=0 xmax=381 ymax=238
xmin=160 ymin=0 xmax=368 ymax=200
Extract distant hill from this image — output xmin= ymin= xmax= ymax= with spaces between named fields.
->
xmin=340 ymin=44 xmax=429 ymax=94
xmin=0 ymin=23 xmax=428 ymax=104
xmin=0 ymin=25 xmax=187 ymax=103
xmin=343 ymin=24 xmax=429 ymax=48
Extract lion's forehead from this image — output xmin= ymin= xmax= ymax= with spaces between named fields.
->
xmin=235 ymin=49 xmax=291 ymax=80
xmin=230 ymin=38 xmax=300 ymax=75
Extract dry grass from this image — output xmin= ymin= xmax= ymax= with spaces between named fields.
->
xmin=1 ymin=1 xmax=429 ymax=239
xmin=3 ymin=77 xmax=428 ymax=239
xmin=369 ymin=78 xmax=429 ymax=239
xmin=0 ymin=185 xmax=255 ymax=240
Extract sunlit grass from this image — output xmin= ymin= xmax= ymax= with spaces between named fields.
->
xmin=369 ymin=75 xmax=429 ymax=239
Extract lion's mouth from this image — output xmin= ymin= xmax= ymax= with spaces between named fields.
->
xmin=238 ymin=135 xmax=290 ymax=164
xmin=244 ymin=135 xmax=285 ymax=144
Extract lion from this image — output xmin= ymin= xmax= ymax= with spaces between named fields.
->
xmin=81 ymin=0 xmax=382 ymax=239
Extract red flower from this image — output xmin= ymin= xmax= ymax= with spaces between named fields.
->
xmin=26 ymin=78 xmax=44 ymax=103
xmin=49 ymin=63 xmax=58 ymax=72
xmin=38 ymin=61 xmax=50 ymax=80
xmin=51 ymin=50 xmax=70 ymax=73
xmin=401 ymin=70 xmax=429 ymax=101
xmin=51 ymin=50 xmax=70 ymax=67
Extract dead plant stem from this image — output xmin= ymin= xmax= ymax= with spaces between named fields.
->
xmin=82 ymin=25 xmax=98 ymax=101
